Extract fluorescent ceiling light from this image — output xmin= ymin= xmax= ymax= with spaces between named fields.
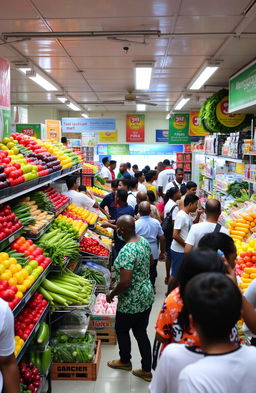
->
xmin=189 ymin=64 xmax=219 ymax=90
xmin=56 ymin=95 xmax=67 ymax=103
xmin=174 ymin=96 xmax=190 ymax=110
xmin=28 ymin=72 xmax=58 ymax=91
xmin=81 ymin=113 xmax=89 ymax=118
xmin=135 ymin=64 xmax=153 ymax=90
xmin=137 ymin=104 xmax=146 ymax=111
xmin=66 ymin=102 xmax=81 ymax=111
xmin=18 ymin=66 xmax=32 ymax=74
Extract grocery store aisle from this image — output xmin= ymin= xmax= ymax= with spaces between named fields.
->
xmin=52 ymin=261 xmax=166 ymax=393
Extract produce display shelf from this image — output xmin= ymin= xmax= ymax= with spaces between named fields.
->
xmin=79 ymin=250 xmax=110 ymax=260
xmin=78 ymin=227 xmax=88 ymax=242
xmin=93 ymin=184 xmax=111 ymax=192
xmin=93 ymin=230 xmax=113 ymax=239
xmin=243 ymin=152 xmax=256 ymax=156
xmin=13 ymin=263 xmax=52 ymax=317
xmin=82 ymin=171 xmax=100 ymax=177
xmin=16 ymin=304 xmax=50 ymax=362
xmin=242 ymin=177 xmax=256 ymax=185
xmin=53 ymin=200 xmax=71 ymax=217
xmin=88 ymin=217 xmax=98 ymax=230
xmin=0 ymin=166 xmax=81 ymax=205
xmin=24 ymin=216 xmax=54 ymax=240
xmin=0 ymin=226 xmax=24 ymax=252
xmin=50 ymin=289 xmax=96 ymax=314
xmin=29 ymin=337 xmax=50 ymax=353
xmin=51 ymin=257 xmax=70 ymax=272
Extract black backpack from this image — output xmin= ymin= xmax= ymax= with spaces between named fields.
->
xmin=161 ymin=204 xmax=177 ymax=239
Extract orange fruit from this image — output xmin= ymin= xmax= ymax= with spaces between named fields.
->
xmin=1 ymin=270 xmax=12 ymax=281
xmin=8 ymin=277 xmax=17 ymax=286
xmin=9 ymin=264 xmax=19 ymax=274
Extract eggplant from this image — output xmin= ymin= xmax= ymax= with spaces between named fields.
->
xmin=0 ymin=173 xmax=7 ymax=182
xmin=0 ymin=181 xmax=9 ymax=189
xmin=0 ymin=165 xmax=4 ymax=173
xmin=47 ymin=168 xmax=53 ymax=173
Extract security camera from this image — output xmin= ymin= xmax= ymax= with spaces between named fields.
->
xmin=123 ymin=46 xmax=129 ymax=54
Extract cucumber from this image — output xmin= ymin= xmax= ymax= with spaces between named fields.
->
xmin=37 ymin=322 xmax=49 ymax=345
xmin=29 ymin=351 xmax=36 ymax=364
xmin=34 ymin=351 xmax=41 ymax=371
xmin=41 ymin=346 xmax=51 ymax=373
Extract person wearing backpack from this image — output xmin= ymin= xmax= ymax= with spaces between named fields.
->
xmin=127 ymin=177 xmax=138 ymax=209
xmin=162 ymin=187 xmax=181 ymax=284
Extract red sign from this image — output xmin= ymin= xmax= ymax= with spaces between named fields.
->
xmin=0 ymin=58 xmax=10 ymax=108
xmin=126 ymin=114 xmax=145 ymax=142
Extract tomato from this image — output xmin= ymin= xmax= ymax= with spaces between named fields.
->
xmin=240 ymin=252 xmax=247 ymax=258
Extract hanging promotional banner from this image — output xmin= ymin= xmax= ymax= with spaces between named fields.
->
xmin=15 ymin=124 xmax=45 ymax=139
xmin=0 ymin=58 xmax=10 ymax=139
xmin=189 ymin=111 xmax=209 ymax=136
xmin=46 ymin=119 xmax=61 ymax=141
xmin=129 ymin=144 xmax=183 ymax=155
xmin=126 ymin=114 xmax=145 ymax=142
xmin=169 ymin=114 xmax=191 ymax=144
xmin=216 ymin=96 xmax=246 ymax=127
xmin=97 ymin=144 xmax=130 ymax=155
xmin=155 ymin=129 xmax=168 ymax=142
xmin=99 ymin=130 xmax=118 ymax=142
xmin=229 ymin=60 xmax=256 ymax=112
xmin=62 ymin=118 xmax=116 ymax=133
xmin=0 ymin=58 xmax=10 ymax=109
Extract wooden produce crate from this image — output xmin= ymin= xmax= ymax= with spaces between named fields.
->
xmin=51 ymin=340 xmax=101 ymax=381
xmin=89 ymin=315 xmax=117 ymax=345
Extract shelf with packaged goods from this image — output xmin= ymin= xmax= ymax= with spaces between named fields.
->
xmin=0 ymin=165 xmax=82 ymax=205
xmin=213 ymin=186 xmax=227 ymax=195
xmin=243 ymin=152 xmax=256 ymax=156
xmin=201 ymin=188 xmax=213 ymax=196
xmin=201 ymin=173 xmax=214 ymax=179
xmin=16 ymin=304 xmax=50 ymax=362
xmin=205 ymin=154 xmax=243 ymax=163
xmin=13 ymin=263 xmax=52 ymax=317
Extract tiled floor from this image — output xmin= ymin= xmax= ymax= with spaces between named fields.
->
xmin=52 ymin=261 xmax=166 ymax=393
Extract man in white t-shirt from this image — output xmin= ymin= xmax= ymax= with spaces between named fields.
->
xmin=157 ymin=159 xmax=175 ymax=199
xmin=164 ymin=167 xmax=187 ymax=195
xmin=64 ymin=176 xmax=104 ymax=212
xmin=149 ymin=344 xmax=203 ymax=393
xmin=178 ymin=272 xmax=256 ymax=393
xmin=0 ymin=299 xmax=20 ymax=393
xmin=135 ymin=171 xmax=147 ymax=193
xmin=185 ymin=199 xmax=228 ymax=253
xmin=100 ymin=157 xmax=112 ymax=181
xmin=171 ymin=194 xmax=199 ymax=277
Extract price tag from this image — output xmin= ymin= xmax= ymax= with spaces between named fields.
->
xmin=9 ymin=235 xmax=15 ymax=244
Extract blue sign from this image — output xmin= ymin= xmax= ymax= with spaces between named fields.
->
xmin=129 ymin=144 xmax=183 ymax=155
xmin=156 ymin=129 xmax=168 ymax=142
xmin=62 ymin=118 xmax=116 ymax=133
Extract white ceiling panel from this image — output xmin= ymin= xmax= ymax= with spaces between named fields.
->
xmin=220 ymin=38 xmax=256 ymax=56
xmin=60 ymin=38 xmax=169 ymax=57
xmin=168 ymin=38 xmax=223 ymax=56
xmin=13 ymin=39 xmax=66 ymax=56
xmin=150 ymin=78 xmax=191 ymax=91
xmin=72 ymin=56 xmax=163 ymax=69
xmin=46 ymin=16 xmax=175 ymax=33
xmin=31 ymin=56 xmax=74 ymax=69
xmin=180 ymin=0 xmax=251 ymax=16
xmin=175 ymin=16 xmax=240 ymax=33
xmin=65 ymin=92 xmax=99 ymax=101
xmin=165 ymin=55 xmax=206 ymax=68
xmin=11 ymin=92 xmax=57 ymax=102
xmin=0 ymin=0 xmax=38 ymax=18
xmin=33 ymin=0 xmax=177 ymax=18
xmin=0 ymin=19 xmax=47 ymax=32
xmin=85 ymin=79 xmax=133 ymax=92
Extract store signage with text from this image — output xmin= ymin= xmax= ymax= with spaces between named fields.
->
xmin=126 ymin=114 xmax=145 ymax=142
xmin=0 ymin=58 xmax=10 ymax=140
xmin=99 ymin=130 xmax=118 ymax=142
xmin=229 ymin=60 xmax=256 ymax=112
xmin=156 ymin=129 xmax=168 ymax=142
xmin=189 ymin=111 xmax=209 ymax=136
xmin=15 ymin=124 xmax=43 ymax=139
xmin=46 ymin=119 xmax=61 ymax=141
xmin=62 ymin=118 xmax=116 ymax=133
xmin=216 ymin=96 xmax=245 ymax=127
xmin=169 ymin=114 xmax=191 ymax=144
xmin=97 ymin=144 xmax=130 ymax=155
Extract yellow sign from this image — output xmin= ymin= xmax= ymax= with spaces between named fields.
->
xmin=189 ymin=111 xmax=209 ymax=136
xmin=45 ymin=119 xmax=61 ymax=141
xmin=216 ymin=96 xmax=246 ymax=127
xmin=99 ymin=130 xmax=118 ymax=142
xmin=173 ymin=115 xmax=187 ymax=130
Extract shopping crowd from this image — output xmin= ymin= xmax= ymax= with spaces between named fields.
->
xmin=99 ymin=157 xmax=256 ymax=392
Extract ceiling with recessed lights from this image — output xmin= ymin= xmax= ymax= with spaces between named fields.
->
xmin=1 ymin=0 xmax=256 ymax=113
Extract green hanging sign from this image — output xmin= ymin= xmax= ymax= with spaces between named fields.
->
xmin=229 ymin=60 xmax=256 ymax=112
xmin=168 ymin=114 xmax=191 ymax=144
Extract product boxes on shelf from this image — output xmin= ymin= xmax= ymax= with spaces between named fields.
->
xmin=51 ymin=340 xmax=101 ymax=381
xmin=184 ymin=163 xmax=191 ymax=172
xmin=184 ymin=153 xmax=191 ymax=162
xmin=176 ymin=153 xmax=184 ymax=162
xmin=184 ymin=144 xmax=192 ymax=153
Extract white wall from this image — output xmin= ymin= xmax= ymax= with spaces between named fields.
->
xmin=28 ymin=106 xmax=59 ymax=124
